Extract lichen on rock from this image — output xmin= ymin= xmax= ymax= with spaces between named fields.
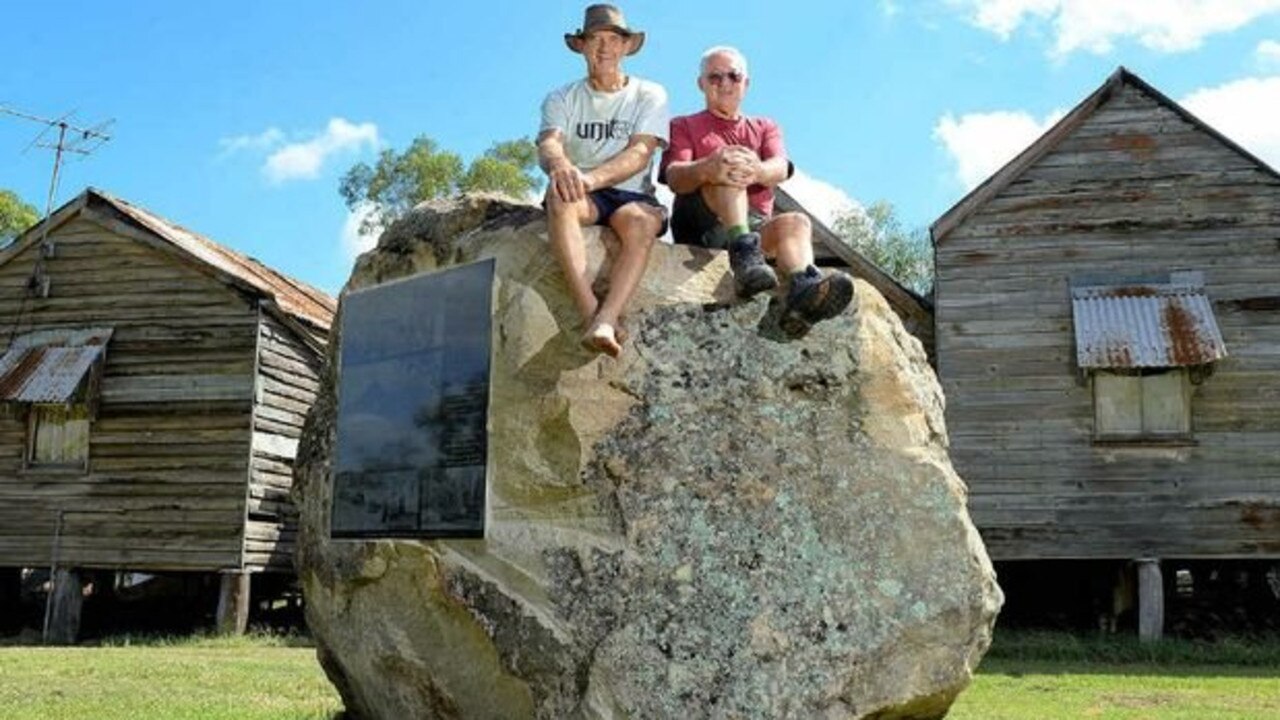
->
xmin=295 ymin=193 xmax=1002 ymax=720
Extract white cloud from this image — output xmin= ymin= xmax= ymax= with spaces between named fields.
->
xmin=1181 ymin=76 xmax=1280 ymax=170
xmin=341 ymin=202 xmax=382 ymax=260
xmin=1258 ymin=39 xmax=1280 ymax=69
xmin=951 ymin=0 xmax=1280 ymax=57
xmin=933 ymin=73 xmax=1280 ymax=193
xmin=217 ymin=127 xmax=285 ymax=159
xmin=264 ymin=118 xmax=380 ymax=184
xmin=880 ymin=0 xmax=902 ymax=18
xmin=780 ymin=169 xmax=863 ymax=227
xmin=933 ymin=109 xmax=1065 ymax=190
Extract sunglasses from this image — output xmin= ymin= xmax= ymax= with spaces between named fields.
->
xmin=704 ymin=70 xmax=745 ymax=85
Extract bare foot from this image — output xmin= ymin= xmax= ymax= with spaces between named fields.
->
xmin=581 ymin=321 xmax=623 ymax=358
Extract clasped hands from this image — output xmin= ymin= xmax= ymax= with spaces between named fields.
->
xmin=706 ymin=145 xmax=762 ymax=188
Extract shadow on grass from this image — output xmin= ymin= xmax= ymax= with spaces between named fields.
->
xmin=982 ymin=628 xmax=1280 ymax=674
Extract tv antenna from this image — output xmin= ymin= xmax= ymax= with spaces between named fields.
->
xmin=0 ymin=105 xmax=113 ymax=218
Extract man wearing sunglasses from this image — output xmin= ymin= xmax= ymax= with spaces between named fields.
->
xmin=538 ymin=4 xmax=670 ymax=358
xmin=661 ymin=47 xmax=853 ymax=336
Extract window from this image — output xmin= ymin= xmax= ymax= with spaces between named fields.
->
xmin=1092 ymin=368 xmax=1191 ymax=441
xmin=27 ymin=404 xmax=90 ymax=470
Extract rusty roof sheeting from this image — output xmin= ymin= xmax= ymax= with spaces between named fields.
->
xmin=92 ymin=190 xmax=336 ymax=330
xmin=0 ymin=345 xmax=105 ymax=403
xmin=1072 ymin=284 xmax=1227 ymax=368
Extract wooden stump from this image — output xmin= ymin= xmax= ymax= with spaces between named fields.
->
xmin=44 ymin=568 xmax=84 ymax=645
xmin=215 ymin=571 xmax=251 ymax=635
xmin=1137 ymin=558 xmax=1164 ymax=642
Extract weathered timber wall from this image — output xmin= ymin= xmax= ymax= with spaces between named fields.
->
xmin=243 ymin=312 xmax=321 ymax=572
xmin=936 ymin=83 xmax=1280 ymax=559
xmin=0 ymin=215 xmax=256 ymax=571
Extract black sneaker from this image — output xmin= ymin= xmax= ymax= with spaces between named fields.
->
xmin=728 ymin=232 xmax=778 ymax=298
xmin=780 ymin=265 xmax=854 ymax=337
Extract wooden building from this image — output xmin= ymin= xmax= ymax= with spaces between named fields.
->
xmin=0 ymin=188 xmax=334 ymax=640
xmin=931 ymin=68 xmax=1280 ymax=636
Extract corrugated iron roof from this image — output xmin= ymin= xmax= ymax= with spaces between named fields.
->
xmin=0 ymin=345 xmax=105 ymax=403
xmin=91 ymin=190 xmax=336 ymax=330
xmin=1072 ymin=284 xmax=1227 ymax=368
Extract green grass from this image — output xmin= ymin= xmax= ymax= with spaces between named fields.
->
xmin=947 ymin=630 xmax=1280 ymax=720
xmin=2 ymin=630 xmax=1279 ymax=718
xmin=0 ymin=633 xmax=341 ymax=720
xmin=952 ymin=662 xmax=1280 ymax=719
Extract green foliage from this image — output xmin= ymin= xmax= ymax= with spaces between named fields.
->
xmin=832 ymin=200 xmax=932 ymax=295
xmin=340 ymin=136 xmax=541 ymax=232
xmin=0 ymin=189 xmax=39 ymax=246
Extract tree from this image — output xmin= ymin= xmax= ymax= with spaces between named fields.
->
xmin=0 ymin=189 xmax=39 ymax=247
xmin=340 ymin=136 xmax=541 ymax=232
xmin=833 ymin=200 xmax=933 ymax=295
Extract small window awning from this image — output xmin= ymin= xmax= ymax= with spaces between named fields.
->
xmin=0 ymin=328 xmax=113 ymax=403
xmin=1072 ymin=284 xmax=1226 ymax=369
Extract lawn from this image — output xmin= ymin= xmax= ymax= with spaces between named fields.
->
xmin=951 ymin=661 xmax=1280 ymax=719
xmin=2 ymin=630 xmax=1279 ymax=718
xmin=0 ymin=634 xmax=341 ymax=720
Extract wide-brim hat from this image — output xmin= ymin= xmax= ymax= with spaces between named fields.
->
xmin=564 ymin=4 xmax=645 ymax=56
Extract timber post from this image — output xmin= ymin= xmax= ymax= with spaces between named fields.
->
xmin=44 ymin=568 xmax=85 ymax=645
xmin=1136 ymin=557 xmax=1164 ymax=642
xmin=215 ymin=571 xmax=251 ymax=635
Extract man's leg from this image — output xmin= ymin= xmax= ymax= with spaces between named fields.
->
xmin=586 ymin=202 xmax=662 ymax=357
xmin=761 ymin=211 xmax=854 ymax=336
xmin=759 ymin=211 xmax=813 ymax=275
xmin=698 ymin=184 xmax=750 ymax=234
xmin=545 ymin=189 xmax=601 ymax=325
xmin=697 ymin=185 xmax=777 ymax=297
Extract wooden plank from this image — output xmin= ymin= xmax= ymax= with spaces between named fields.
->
xmin=101 ymin=374 xmax=255 ymax=403
xmin=252 ymin=431 xmax=299 ymax=462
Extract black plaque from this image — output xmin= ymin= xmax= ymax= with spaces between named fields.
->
xmin=331 ymin=259 xmax=494 ymax=539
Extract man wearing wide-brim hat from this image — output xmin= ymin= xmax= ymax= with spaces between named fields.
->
xmin=538 ymin=4 xmax=669 ymax=358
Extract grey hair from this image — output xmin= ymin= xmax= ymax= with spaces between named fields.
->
xmin=700 ymin=46 xmax=748 ymax=77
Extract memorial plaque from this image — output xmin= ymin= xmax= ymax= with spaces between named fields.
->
xmin=331 ymin=259 xmax=494 ymax=539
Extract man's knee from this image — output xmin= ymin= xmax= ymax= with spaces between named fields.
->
xmin=769 ymin=211 xmax=812 ymax=239
xmin=545 ymin=188 xmax=589 ymax=223
xmin=610 ymin=203 xmax=661 ymax=244
xmin=772 ymin=211 xmax=811 ymax=234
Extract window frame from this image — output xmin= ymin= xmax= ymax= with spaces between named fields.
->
xmin=1090 ymin=367 xmax=1194 ymax=445
xmin=23 ymin=403 xmax=91 ymax=474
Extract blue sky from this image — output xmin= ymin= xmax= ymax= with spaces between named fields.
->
xmin=4 ymin=1 xmax=1280 ymax=294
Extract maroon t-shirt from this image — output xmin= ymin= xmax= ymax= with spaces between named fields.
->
xmin=661 ymin=110 xmax=787 ymax=216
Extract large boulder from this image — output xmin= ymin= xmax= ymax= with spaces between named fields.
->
xmin=295 ymin=194 xmax=1002 ymax=719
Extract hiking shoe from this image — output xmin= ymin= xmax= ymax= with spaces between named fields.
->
xmin=780 ymin=265 xmax=854 ymax=337
xmin=728 ymin=232 xmax=778 ymax=298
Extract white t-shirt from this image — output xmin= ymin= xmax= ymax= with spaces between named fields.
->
xmin=540 ymin=77 xmax=669 ymax=195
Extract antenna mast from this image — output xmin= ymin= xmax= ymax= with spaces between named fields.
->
xmin=0 ymin=105 xmax=113 ymax=217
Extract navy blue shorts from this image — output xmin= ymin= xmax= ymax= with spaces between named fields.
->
xmin=588 ymin=188 xmax=669 ymax=237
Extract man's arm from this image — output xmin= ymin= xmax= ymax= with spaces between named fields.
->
xmin=750 ymin=156 xmax=791 ymax=188
xmin=538 ymin=129 xmax=589 ymax=203
xmin=744 ymin=118 xmax=792 ymax=188
xmin=663 ymin=154 xmax=715 ymax=194
xmin=581 ymin=135 xmax=662 ymax=191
